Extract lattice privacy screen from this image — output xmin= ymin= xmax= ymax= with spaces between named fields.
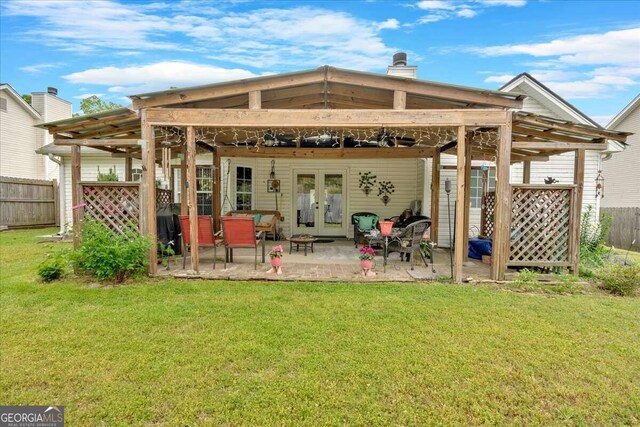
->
xmin=82 ymin=183 xmax=140 ymax=233
xmin=156 ymin=188 xmax=173 ymax=207
xmin=508 ymin=185 xmax=574 ymax=266
xmin=481 ymin=192 xmax=496 ymax=237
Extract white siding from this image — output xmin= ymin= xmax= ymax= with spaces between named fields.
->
xmin=0 ymin=91 xmax=44 ymax=179
xmin=602 ymin=104 xmax=640 ymax=208
xmin=220 ymin=157 xmax=425 ymax=237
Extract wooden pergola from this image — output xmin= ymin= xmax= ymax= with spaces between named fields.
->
xmin=41 ymin=66 xmax=629 ymax=282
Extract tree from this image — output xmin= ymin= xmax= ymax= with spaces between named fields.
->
xmin=77 ymin=95 xmax=123 ymax=115
xmin=22 ymin=94 xmax=32 ymax=105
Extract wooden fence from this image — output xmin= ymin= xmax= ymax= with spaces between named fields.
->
xmin=602 ymin=207 xmax=640 ymax=251
xmin=0 ymin=176 xmax=59 ymax=228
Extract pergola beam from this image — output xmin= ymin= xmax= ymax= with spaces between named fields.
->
xmin=513 ymin=141 xmax=607 ymax=151
xmin=216 ymin=147 xmax=435 ymax=159
xmin=53 ymin=138 xmax=140 ymax=147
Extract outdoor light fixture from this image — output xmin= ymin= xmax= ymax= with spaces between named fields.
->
xmin=596 ymin=170 xmax=605 ymax=198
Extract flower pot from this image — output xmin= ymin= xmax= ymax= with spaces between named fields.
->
xmin=271 ymin=257 xmax=282 ymax=268
xmin=360 ymin=259 xmax=373 ymax=270
xmin=379 ymin=220 xmax=394 ymax=236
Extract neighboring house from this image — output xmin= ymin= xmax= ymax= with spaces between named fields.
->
xmin=0 ymin=84 xmax=72 ymax=181
xmin=601 ymin=94 xmax=639 ymax=249
xmin=602 ymin=94 xmax=640 ymax=208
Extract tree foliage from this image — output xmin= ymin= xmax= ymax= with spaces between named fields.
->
xmin=77 ymin=95 xmax=123 ymax=115
xmin=22 ymin=94 xmax=32 ymax=105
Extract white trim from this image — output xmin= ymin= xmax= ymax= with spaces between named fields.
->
xmin=607 ymin=94 xmax=640 ymax=130
xmin=0 ymin=83 xmax=41 ymax=119
xmin=234 ymin=164 xmax=255 ymax=210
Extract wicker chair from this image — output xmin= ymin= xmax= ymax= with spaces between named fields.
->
xmin=351 ymin=212 xmax=379 ymax=248
xmin=388 ymin=218 xmax=434 ymax=271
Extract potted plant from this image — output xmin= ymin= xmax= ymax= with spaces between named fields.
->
xmin=267 ymin=244 xmax=284 ymax=275
xmin=358 ymin=171 xmax=377 ymax=196
xmin=377 ymin=180 xmax=395 ymax=205
xmin=359 ymin=246 xmax=376 ymax=277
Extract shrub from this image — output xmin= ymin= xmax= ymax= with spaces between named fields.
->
xmin=580 ymin=205 xmax=612 ymax=268
xmin=596 ymin=263 xmax=640 ymax=296
xmin=96 ymin=165 xmax=119 ymax=182
xmin=72 ymin=220 xmax=151 ymax=283
xmin=512 ymin=268 xmax=539 ymax=286
xmin=37 ymin=251 xmax=68 ymax=282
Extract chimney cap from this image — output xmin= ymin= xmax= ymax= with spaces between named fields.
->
xmin=47 ymin=87 xmax=58 ymax=96
xmin=392 ymin=52 xmax=407 ymax=66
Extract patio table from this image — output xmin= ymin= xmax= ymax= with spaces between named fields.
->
xmin=288 ymin=235 xmax=317 ymax=256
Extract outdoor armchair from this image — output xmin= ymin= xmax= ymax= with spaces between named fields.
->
xmin=221 ymin=216 xmax=266 ymax=270
xmin=179 ymin=215 xmax=223 ymax=270
xmin=387 ymin=218 xmax=434 ymax=271
xmin=351 ymin=212 xmax=379 ymax=248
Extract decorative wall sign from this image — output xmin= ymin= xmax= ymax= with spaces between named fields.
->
xmin=267 ymin=179 xmax=281 ymax=193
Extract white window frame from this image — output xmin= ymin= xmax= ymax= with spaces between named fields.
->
xmin=235 ymin=165 xmax=254 ymax=211
xmin=470 ymin=168 xmax=496 ymax=209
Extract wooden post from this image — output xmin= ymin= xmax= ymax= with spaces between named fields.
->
xmin=213 ymin=148 xmax=222 ymax=232
xmin=180 ymin=143 xmax=188 ymax=216
xmin=454 ymin=126 xmax=466 ymax=283
xmin=393 ymin=90 xmax=406 ymax=110
xmin=571 ymin=149 xmax=585 ymax=274
xmin=248 ymin=90 xmax=261 ymax=110
xmin=124 ymin=155 xmax=133 ymax=181
xmin=430 ymin=148 xmax=440 ymax=244
xmin=491 ymin=115 xmax=513 ymax=280
xmin=186 ymin=126 xmax=199 ymax=272
xmin=523 ymin=160 xmax=531 ymax=184
xmin=71 ymin=145 xmax=82 ymax=249
xmin=141 ymin=111 xmax=157 ymax=274
xmin=463 ymin=133 xmax=472 ymax=261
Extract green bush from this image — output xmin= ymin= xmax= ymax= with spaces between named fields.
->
xmin=513 ymin=268 xmax=539 ymax=286
xmin=72 ymin=220 xmax=151 ymax=283
xmin=37 ymin=251 xmax=68 ymax=282
xmin=596 ymin=263 xmax=640 ymax=296
xmin=580 ymin=205 xmax=612 ymax=268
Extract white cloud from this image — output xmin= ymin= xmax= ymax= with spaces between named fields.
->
xmin=591 ymin=115 xmax=615 ymax=127
xmin=416 ymin=1 xmax=456 ymax=10
xmin=19 ymin=63 xmax=62 ymax=74
xmin=73 ymin=93 xmax=104 ymax=99
xmin=3 ymin=1 xmax=398 ymax=71
xmin=63 ymin=61 xmax=262 ymax=94
xmin=456 ymin=8 xmax=478 ymax=18
xmin=474 ymin=0 xmax=526 ymax=6
xmin=484 ymin=74 xmax=514 ymax=84
xmin=475 ymin=28 xmax=640 ymax=66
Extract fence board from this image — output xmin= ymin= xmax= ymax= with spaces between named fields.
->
xmin=602 ymin=207 xmax=640 ymax=251
xmin=0 ymin=176 xmax=58 ymax=227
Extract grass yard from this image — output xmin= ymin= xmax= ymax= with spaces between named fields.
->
xmin=1 ymin=229 xmax=639 ymax=425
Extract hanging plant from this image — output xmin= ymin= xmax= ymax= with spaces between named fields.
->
xmin=377 ymin=180 xmax=395 ymax=205
xmin=358 ymin=171 xmax=377 ymax=196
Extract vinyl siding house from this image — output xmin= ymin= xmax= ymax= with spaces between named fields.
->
xmin=0 ymin=84 xmax=72 ymax=181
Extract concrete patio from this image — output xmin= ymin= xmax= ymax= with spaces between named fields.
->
xmin=158 ymin=239 xmax=492 ymax=282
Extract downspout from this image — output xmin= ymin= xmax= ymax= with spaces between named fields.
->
xmin=48 ymin=153 xmax=65 ymax=234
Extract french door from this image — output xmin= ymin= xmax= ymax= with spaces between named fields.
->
xmin=292 ymin=170 xmax=346 ymax=236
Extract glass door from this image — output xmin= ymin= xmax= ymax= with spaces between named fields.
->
xmin=293 ymin=170 xmax=346 ymax=236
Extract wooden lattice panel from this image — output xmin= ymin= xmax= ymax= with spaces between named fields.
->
xmin=481 ymin=192 xmax=496 ymax=237
xmin=82 ymin=183 xmax=140 ymax=233
xmin=156 ymin=188 xmax=173 ymax=206
xmin=508 ymin=185 xmax=574 ymax=266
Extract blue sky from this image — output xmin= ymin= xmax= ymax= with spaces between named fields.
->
xmin=1 ymin=0 xmax=638 ymax=125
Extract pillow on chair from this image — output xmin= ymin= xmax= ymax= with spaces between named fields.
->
xmin=258 ymin=214 xmax=274 ymax=226
xmin=357 ymin=215 xmax=375 ymax=231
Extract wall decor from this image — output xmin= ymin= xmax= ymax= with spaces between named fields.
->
xmin=377 ymin=180 xmax=395 ymax=205
xmin=358 ymin=171 xmax=377 ymax=196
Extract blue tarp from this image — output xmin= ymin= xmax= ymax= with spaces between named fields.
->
xmin=468 ymin=238 xmax=492 ymax=260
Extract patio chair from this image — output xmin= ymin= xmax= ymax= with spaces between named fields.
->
xmin=179 ymin=215 xmax=223 ymax=270
xmin=351 ymin=212 xmax=379 ymax=247
xmin=388 ymin=218 xmax=435 ymax=271
xmin=221 ymin=216 xmax=265 ymax=270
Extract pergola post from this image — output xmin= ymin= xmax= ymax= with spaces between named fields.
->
xmin=430 ymin=148 xmax=440 ymax=244
xmin=463 ymin=132 xmax=472 ymax=261
xmin=491 ymin=114 xmax=513 ymax=280
xmin=141 ymin=110 xmax=157 ymax=273
xmin=454 ymin=126 xmax=466 ymax=283
xmin=213 ymin=148 xmax=222 ymax=232
xmin=71 ymin=145 xmax=82 ymax=249
xmin=186 ymin=126 xmax=199 ymax=272
xmin=124 ymin=155 xmax=133 ymax=181
xmin=180 ymin=143 xmax=188 ymax=216
xmin=571 ymin=149 xmax=585 ymax=274
xmin=523 ymin=160 xmax=531 ymax=184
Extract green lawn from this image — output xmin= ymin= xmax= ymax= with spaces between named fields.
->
xmin=1 ymin=229 xmax=639 ymax=425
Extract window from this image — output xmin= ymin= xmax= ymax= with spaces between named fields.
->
xmin=172 ymin=166 xmax=213 ymax=215
xmin=0 ymin=97 xmax=7 ymax=112
xmin=470 ymin=168 xmax=496 ymax=208
xmin=131 ymin=168 xmax=142 ymax=182
xmin=236 ymin=166 xmax=253 ymax=210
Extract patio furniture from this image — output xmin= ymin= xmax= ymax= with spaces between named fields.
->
xmin=224 ymin=210 xmax=281 ymax=240
xmin=351 ymin=212 xmax=379 ymax=248
xmin=179 ymin=215 xmax=223 ymax=270
xmin=387 ymin=218 xmax=434 ymax=271
xmin=288 ymin=234 xmax=317 ymax=256
xmin=221 ymin=216 xmax=265 ymax=270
